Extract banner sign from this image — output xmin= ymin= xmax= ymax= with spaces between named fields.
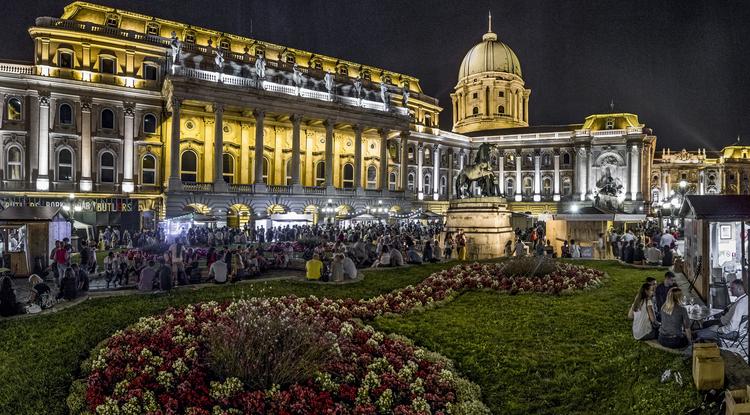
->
xmin=0 ymin=197 xmax=138 ymax=212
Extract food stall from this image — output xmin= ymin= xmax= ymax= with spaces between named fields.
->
xmin=680 ymin=195 xmax=750 ymax=308
xmin=0 ymin=206 xmax=70 ymax=276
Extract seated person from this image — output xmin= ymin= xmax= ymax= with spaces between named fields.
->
xmin=423 ymin=241 xmax=436 ymax=263
xmin=56 ymin=268 xmax=78 ymax=301
xmin=331 ymin=254 xmax=345 ymax=282
xmin=695 ymin=279 xmax=748 ymax=343
xmin=0 ymin=276 xmax=23 ymax=316
xmin=658 ymin=287 xmax=692 ymax=349
xmin=72 ymin=263 xmax=89 ymax=293
xmin=208 ymin=255 xmax=228 ymax=284
xmin=629 ymin=283 xmax=659 ymax=340
xmin=633 ymin=243 xmax=645 ymax=265
xmin=390 ymin=245 xmax=405 ymax=267
xmin=661 ymin=246 xmax=674 ymax=267
xmin=138 ymin=260 xmax=157 ymax=291
xmin=306 ymin=254 xmax=324 ymax=280
xmin=644 ymin=243 xmax=662 ymax=265
xmin=27 ymin=274 xmax=50 ymax=307
xmin=342 ymin=254 xmax=358 ymax=280
xmin=544 ymin=240 xmax=555 ymax=258
xmin=407 ymin=245 xmax=423 ymax=264
xmin=371 ymin=245 xmax=391 ymax=268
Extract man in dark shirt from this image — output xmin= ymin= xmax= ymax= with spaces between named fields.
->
xmin=655 ymin=272 xmax=675 ymax=321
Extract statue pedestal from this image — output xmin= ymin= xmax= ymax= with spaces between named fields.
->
xmin=444 ymin=197 xmax=515 ymax=260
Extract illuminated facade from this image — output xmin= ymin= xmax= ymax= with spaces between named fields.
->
xmin=0 ymin=3 xmax=724 ymax=229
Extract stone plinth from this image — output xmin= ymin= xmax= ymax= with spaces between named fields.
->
xmin=444 ymin=197 xmax=514 ymax=260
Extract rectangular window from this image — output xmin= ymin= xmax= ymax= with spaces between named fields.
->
xmin=100 ymin=58 xmax=116 ymax=74
xmin=101 ymin=168 xmax=114 ymax=183
xmin=106 ymin=16 xmax=119 ymax=27
xmin=143 ymin=170 xmax=155 ymax=184
xmin=59 ymin=51 xmax=73 ymax=69
xmin=185 ymin=32 xmax=196 ymax=44
xmin=144 ymin=65 xmax=158 ymax=81
xmin=472 ymin=92 xmax=478 ymax=99
xmin=146 ymin=24 xmax=159 ymax=36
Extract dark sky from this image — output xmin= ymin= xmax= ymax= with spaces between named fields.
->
xmin=2 ymin=0 xmax=749 ymax=150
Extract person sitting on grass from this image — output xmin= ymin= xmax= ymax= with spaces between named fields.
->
xmin=658 ymin=287 xmax=691 ymax=349
xmin=371 ymin=245 xmax=391 ymax=268
xmin=661 ymin=245 xmax=674 ymax=267
xmin=514 ymin=238 xmax=526 ymax=257
xmin=407 ymin=245 xmax=423 ymax=264
xmin=645 ymin=243 xmax=663 ymax=266
xmin=208 ymin=254 xmax=228 ymax=284
xmin=331 ymin=254 xmax=345 ymax=282
xmin=629 ymin=282 xmax=659 ymax=340
xmin=56 ymin=267 xmax=78 ymax=301
xmin=633 ymin=243 xmax=645 ymax=265
xmin=390 ymin=244 xmax=404 ymax=267
xmin=138 ymin=260 xmax=157 ymax=291
xmin=156 ymin=258 xmax=172 ymax=291
xmin=26 ymin=274 xmax=50 ymax=307
xmin=0 ymin=276 xmax=23 ymax=316
xmin=306 ymin=253 xmax=324 ymax=280
xmin=695 ymin=279 xmax=748 ymax=343
xmin=342 ymin=254 xmax=358 ymax=280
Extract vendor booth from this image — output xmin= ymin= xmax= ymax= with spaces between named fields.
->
xmin=161 ymin=212 xmax=218 ymax=241
xmin=680 ymin=195 xmax=750 ymax=308
xmin=339 ymin=213 xmax=382 ymax=227
xmin=548 ymin=206 xmax=646 ymax=258
xmin=0 ymin=207 xmax=70 ymax=276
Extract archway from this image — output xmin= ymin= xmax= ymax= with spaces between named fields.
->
xmin=184 ymin=203 xmax=210 ymax=215
xmin=227 ymin=203 xmax=252 ymax=228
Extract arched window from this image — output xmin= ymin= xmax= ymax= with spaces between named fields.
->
xmin=285 ymin=159 xmax=292 ymax=186
xmin=424 ymin=147 xmax=431 ymax=164
xmin=6 ymin=146 xmax=22 ymax=180
xmin=101 ymin=108 xmax=115 ymax=130
xmin=498 ymin=105 xmax=505 ymax=114
xmin=562 ymin=177 xmax=572 ymax=196
xmin=180 ymin=151 xmax=197 ymax=182
xmin=141 ymin=154 xmax=156 ymax=184
xmin=523 ymin=177 xmax=533 ymax=196
xmin=100 ymin=151 xmax=115 ymax=183
xmin=315 ymin=161 xmax=325 ymax=186
xmin=263 ymin=157 xmax=271 ymax=184
xmin=542 ymin=177 xmax=552 ymax=196
xmin=143 ymin=113 xmax=157 ymax=134
xmin=58 ymin=50 xmax=73 ymax=69
xmin=7 ymin=98 xmax=21 ymax=121
xmin=407 ymin=172 xmax=415 ymax=191
xmin=542 ymin=153 xmax=551 ymax=167
xmin=440 ymin=175 xmax=447 ymax=195
xmin=388 ymin=172 xmax=397 ymax=190
xmin=472 ymin=106 xmax=479 ymax=115
xmin=222 ymin=153 xmax=234 ymax=184
xmin=424 ymin=173 xmax=432 ymax=195
xmin=59 ymin=103 xmax=73 ymax=125
xmin=563 ymin=153 xmax=571 ymax=165
xmin=505 ymin=178 xmax=515 ymax=196
xmin=57 ymin=148 xmax=74 ymax=181
xmin=342 ymin=163 xmax=354 ymax=188
xmin=408 ymin=146 xmax=414 ymax=161
xmin=366 ymin=165 xmax=377 ymax=189
xmin=99 ymin=55 xmax=116 ymax=74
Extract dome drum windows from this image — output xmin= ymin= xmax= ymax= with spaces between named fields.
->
xmin=342 ymin=163 xmax=354 ymax=188
xmin=100 ymin=108 xmax=115 ymax=130
xmin=99 ymin=55 xmax=116 ymax=75
xmin=498 ymin=105 xmax=505 ymax=114
xmin=219 ymin=38 xmax=231 ymax=52
xmin=105 ymin=14 xmax=120 ymax=28
xmin=366 ymin=165 xmax=377 ymax=189
xmin=145 ymin=22 xmax=160 ymax=36
xmin=58 ymin=50 xmax=74 ymax=69
xmin=143 ymin=113 xmax=158 ymax=134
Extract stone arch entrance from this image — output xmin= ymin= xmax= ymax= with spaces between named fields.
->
xmin=227 ymin=203 xmax=252 ymax=228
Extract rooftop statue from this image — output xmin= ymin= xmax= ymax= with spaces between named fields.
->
xmin=380 ymin=82 xmax=389 ymax=109
xmin=353 ymin=76 xmax=363 ymax=102
xmin=254 ymin=54 xmax=266 ymax=81
xmin=402 ymin=87 xmax=410 ymax=107
xmin=324 ymin=71 xmax=334 ymax=94
xmin=292 ymin=64 xmax=303 ymax=93
xmin=213 ymin=49 xmax=224 ymax=71
xmin=169 ymin=31 xmax=181 ymax=64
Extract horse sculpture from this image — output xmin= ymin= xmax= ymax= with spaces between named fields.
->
xmin=454 ymin=143 xmax=501 ymax=199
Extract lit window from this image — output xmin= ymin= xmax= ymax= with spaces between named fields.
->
xmin=101 ymin=109 xmax=115 ymax=130
xmin=146 ymin=23 xmax=160 ymax=36
xmin=389 ymin=172 xmax=397 ymax=190
xmin=105 ymin=14 xmax=119 ymax=28
xmin=100 ymin=57 xmax=116 ymax=74
xmin=472 ymin=107 xmax=479 ymax=115
xmin=219 ymin=39 xmax=230 ymax=51
xmin=222 ymin=153 xmax=234 ymax=183
xmin=143 ymin=65 xmax=158 ymax=81
xmin=366 ymin=165 xmax=377 ymax=189
xmin=563 ymin=153 xmax=571 ymax=165
xmin=59 ymin=103 xmax=73 ymax=125
xmin=562 ymin=177 xmax=572 ymax=196
xmin=6 ymin=147 xmax=22 ymax=180
xmin=7 ymin=98 xmax=21 ymax=120
xmin=505 ymin=178 xmax=515 ymax=196
xmin=408 ymin=147 xmax=414 ymax=161
xmin=58 ymin=51 xmax=73 ymax=69
xmin=315 ymin=161 xmax=325 ymax=186
xmin=407 ymin=172 xmax=414 ymax=191
xmin=285 ymin=159 xmax=292 ymax=186
xmin=362 ymin=70 xmax=371 ymax=81
xmin=58 ymin=148 xmax=74 ymax=181
xmin=184 ymin=31 xmax=196 ymax=44
xmin=142 ymin=154 xmax=156 ymax=184
xmin=523 ymin=177 xmax=533 ymax=196
xmin=542 ymin=177 xmax=552 ymax=195
xmin=180 ymin=151 xmax=197 ymax=182
xmin=424 ymin=174 xmax=432 ymax=195
xmin=342 ymin=163 xmax=354 ymax=188
xmin=143 ymin=113 xmax=157 ymax=134
xmin=100 ymin=152 xmax=115 ymax=183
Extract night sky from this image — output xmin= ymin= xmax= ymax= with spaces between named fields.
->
xmin=2 ymin=0 xmax=748 ymax=150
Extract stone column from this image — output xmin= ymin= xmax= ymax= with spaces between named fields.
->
xmin=324 ymin=119 xmax=334 ymax=190
xmin=515 ymin=150 xmax=522 ymax=201
xmin=305 ymin=131 xmax=314 ymax=186
xmin=253 ymin=109 xmax=266 ymax=188
xmin=448 ymin=150 xmax=454 ymax=199
xmin=240 ymin=122 xmax=251 ymax=184
xmin=498 ymin=150 xmax=505 ymax=195
xmin=635 ymin=144 xmax=643 ymax=200
xmin=584 ymin=147 xmax=592 ymax=199
xmin=626 ymin=146 xmax=633 ymax=200
xmin=168 ymin=97 xmax=182 ymax=190
xmin=533 ymin=151 xmax=541 ymax=202
xmin=400 ymin=131 xmax=410 ymax=192
xmin=417 ymin=142 xmax=424 ymax=199
xmin=379 ymin=129 xmax=389 ymax=191
xmin=524 ymin=95 xmax=529 ymax=123
xmin=291 ymin=115 xmax=302 ymax=189
xmin=213 ymin=104 xmax=226 ymax=190
xmin=433 ymin=144 xmax=441 ymax=200
xmin=36 ymin=95 xmax=50 ymax=191
xmin=122 ymin=106 xmax=135 ymax=193
xmin=80 ymin=101 xmax=92 ymax=191
xmin=699 ymin=170 xmax=705 ymax=195
xmin=553 ymin=151 xmax=561 ymax=201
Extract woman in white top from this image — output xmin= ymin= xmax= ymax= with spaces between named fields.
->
xmin=629 ymin=282 xmax=658 ymax=340
xmin=570 ymin=240 xmax=581 ymax=258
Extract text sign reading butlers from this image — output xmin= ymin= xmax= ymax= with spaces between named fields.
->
xmin=0 ymin=197 xmax=138 ymax=212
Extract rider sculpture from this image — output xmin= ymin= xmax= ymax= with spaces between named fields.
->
xmin=454 ymin=143 xmax=500 ymax=198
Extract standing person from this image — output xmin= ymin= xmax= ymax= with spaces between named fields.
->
xmin=169 ymin=239 xmax=185 ymax=285
xmin=50 ymin=241 xmax=69 ymax=285
xmin=658 ymin=287 xmax=691 ymax=349
xmin=72 ymin=263 xmax=89 ymax=293
xmin=629 ymin=283 xmax=659 ymax=340
xmin=514 ymin=238 xmax=526 ymax=257
xmin=156 ymin=258 xmax=172 ymax=291
xmin=597 ymin=233 xmax=606 ymax=259
xmin=103 ymin=251 xmax=116 ymax=289
xmin=456 ymin=230 xmax=467 ymax=261
xmin=0 ymin=276 xmax=23 ymax=316
xmin=443 ymin=234 xmax=454 ymax=259
xmin=570 ymin=240 xmax=581 ymax=258
xmin=609 ymin=229 xmax=620 ymax=259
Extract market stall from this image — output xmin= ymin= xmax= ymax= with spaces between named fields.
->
xmin=680 ymin=195 xmax=750 ymax=308
xmin=161 ymin=212 xmax=218 ymax=241
xmin=0 ymin=207 xmax=70 ymax=276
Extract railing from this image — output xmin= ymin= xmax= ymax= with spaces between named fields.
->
xmin=229 ymin=184 xmax=254 ymax=193
xmin=591 ymin=129 xmax=627 ymax=137
xmin=35 ymin=17 xmax=169 ymax=48
xmin=0 ymin=62 xmax=34 ymax=75
xmin=303 ymin=186 xmax=326 ymax=195
xmin=267 ymin=185 xmax=292 ymax=194
xmin=182 ymin=182 xmax=213 ymax=192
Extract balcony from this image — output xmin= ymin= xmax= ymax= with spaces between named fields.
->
xmin=182 ymin=182 xmax=213 ymax=192
xmin=267 ymin=185 xmax=292 ymax=194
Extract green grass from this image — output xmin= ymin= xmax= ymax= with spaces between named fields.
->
xmin=0 ymin=261 xmax=701 ymax=414
xmin=374 ymin=262 xmax=702 ymax=415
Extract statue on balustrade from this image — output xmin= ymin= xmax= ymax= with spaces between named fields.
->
xmin=254 ymin=54 xmax=266 ymax=85
xmin=170 ymin=31 xmax=182 ymax=64
xmin=292 ymin=64 xmax=303 ymax=93
xmin=324 ymin=71 xmax=334 ymax=95
xmin=214 ymin=49 xmax=225 ymax=72
xmin=353 ymin=76 xmax=363 ymax=103
xmin=380 ymin=82 xmax=390 ymax=109
xmin=594 ymin=167 xmax=624 ymax=210
xmin=454 ymin=143 xmax=501 ymax=198
xmin=402 ymin=87 xmax=409 ymax=107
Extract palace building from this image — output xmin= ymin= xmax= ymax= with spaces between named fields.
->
xmin=0 ymin=2 xmax=741 ymax=231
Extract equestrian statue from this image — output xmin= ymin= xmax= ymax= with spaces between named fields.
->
xmin=454 ymin=143 xmax=501 ymax=198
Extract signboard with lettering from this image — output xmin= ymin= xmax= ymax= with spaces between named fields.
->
xmin=580 ymin=246 xmax=594 ymax=259
xmin=0 ymin=197 xmax=138 ymax=212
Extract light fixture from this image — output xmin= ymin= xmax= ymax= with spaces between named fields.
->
xmin=671 ymin=197 xmax=680 ymax=208
xmin=679 ymin=180 xmax=687 ymax=189
xmin=74 ymin=206 xmax=82 ymax=212
xmin=68 ymin=193 xmax=75 ymax=200
xmin=62 ymin=205 xmax=70 ymax=212
xmin=570 ymin=204 xmax=579 ymax=213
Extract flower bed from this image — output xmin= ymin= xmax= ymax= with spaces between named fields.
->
xmin=71 ymin=260 xmax=604 ymax=414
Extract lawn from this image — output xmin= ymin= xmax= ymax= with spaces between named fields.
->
xmin=0 ymin=261 xmax=701 ymax=414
